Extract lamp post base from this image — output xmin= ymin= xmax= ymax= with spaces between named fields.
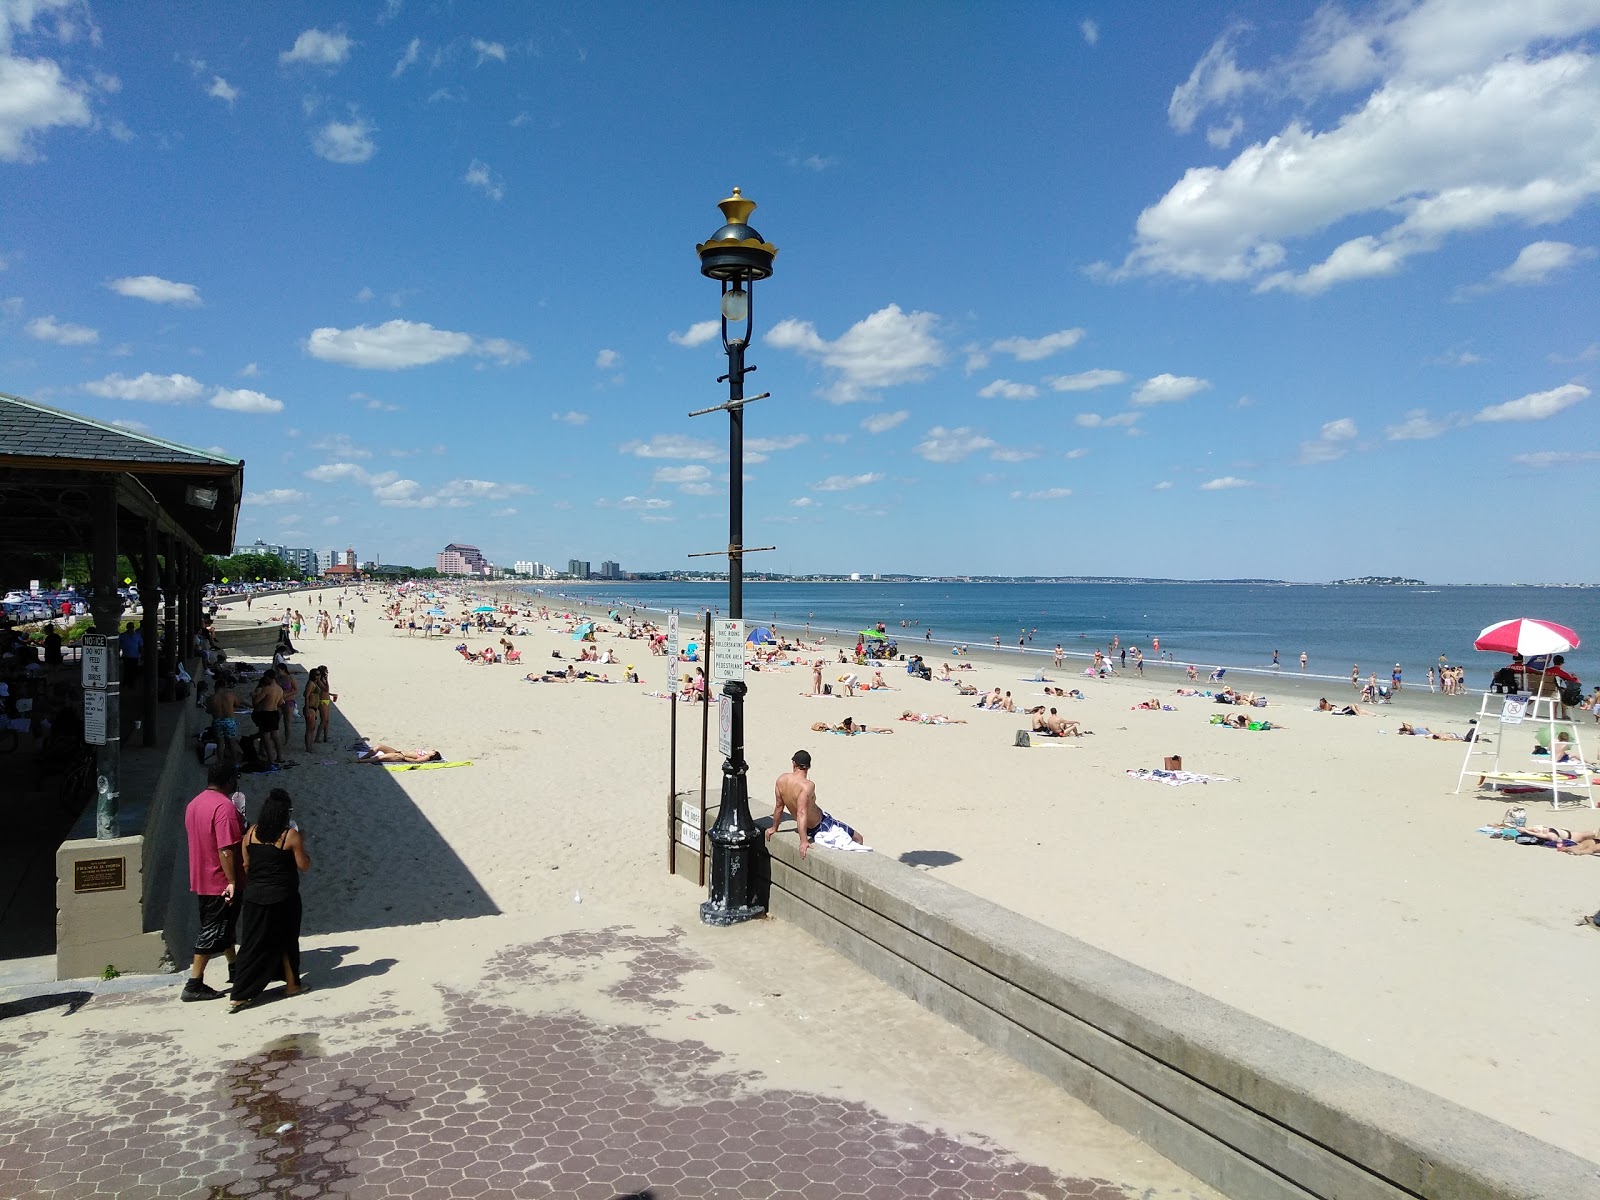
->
xmin=699 ymin=898 xmax=765 ymax=927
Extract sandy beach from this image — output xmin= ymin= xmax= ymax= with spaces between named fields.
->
xmin=224 ymin=583 xmax=1598 ymax=1164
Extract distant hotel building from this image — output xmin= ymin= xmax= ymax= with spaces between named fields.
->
xmin=599 ymin=560 xmax=621 ymax=580
xmin=438 ymin=543 xmax=490 ymax=576
xmin=567 ymin=559 xmax=591 ymax=579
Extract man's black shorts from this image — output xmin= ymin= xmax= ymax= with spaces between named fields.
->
xmin=254 ymin=709 xmax=280 ymax=733
xmin=194 ymin=894 xmax=237 ymax=955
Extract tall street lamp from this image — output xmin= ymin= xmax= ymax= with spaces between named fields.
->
xmin=695 ymin=187 xmax=777 ymax=927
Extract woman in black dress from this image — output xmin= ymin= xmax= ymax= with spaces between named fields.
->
xmin=229 ymin=788 xmax=310 ymax=1012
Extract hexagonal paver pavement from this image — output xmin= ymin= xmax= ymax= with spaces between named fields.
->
xmin=0 ymin=926 xmax=1206 ymax=1199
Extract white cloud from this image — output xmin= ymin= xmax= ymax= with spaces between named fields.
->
xmin=1154 ymin=480 xmax=1175 ymax=490
xmin=240 ymin=362 xmax=260 ymax=377
xmin=915 ymin=426 xmax=996 ymax=463
xmin=1081 ymin=19 xmax=1098 ymax=46
xmin=312 ymin=118 xmax=375 ymax=164
xmin=653 ymin=465 xmax=711 ymax=486
xmin=1207 ymin=116 xmax=1244 ymax=149
xmin=989 ymin=447 xmax=1039 ymax=463
xmin=552 ymin=410 xmax=588 ymax=425
xmin=990 ymin=329 xmax=1084 ymax=361
xmin=491 ymin=507 xmax=517 ymax=517
xmin=669 ymin=319 xmax=720 ymax=347
xmin=392 ymin=37 xmax=420 ymax=78
xmin=372 ymin=479 xmax=435 ymax=508
xmin=811 ymin=472 xmax=883 ymax=491
xmin=1073 ymin=411 xmax=1140 ymax=428
xmin=1064 ymin=448 xmax=1089 ymax=459
xmin=620 ymin=434 xmax=719 ymax=460
xmin=1511 ymin=450 xmax=1600 ymax=467
xmin=767 ymin=303 xmax=945 ymax=403
xmin=471 ymin=38 xmax=507 ymax=65
xmin=861 ymin=410 xmax=908 ymax=434
xmin=598 ymin=495 xmax=671 ymax=511
xmin=245 ymin=488 xmax=307 ymax=506
xmin=0 ymin=13 xmax=93 ymax=163
xmin=790 ymin=496 xmax=816 ymax=508
xmin=207 ymin=76 xmax=238 ymax=105
xmin=1385 ymin=408 xmax=1455 ymax=440
xmin=1018 ymin=487 xmax=1072 ymax=500
xmin=1199 ymin=476 xmax=1253 ymax=490
xmin=304 ymin=462 xmax=394 ymax=485
xmin=437 ymin=479 xmax=530 ymax=501
xmin=1128 ymin=15 xmax=1600 ymax=290
xmin=1474 ymin=382 xmax=1588 ymax=422
xmin=1132 ymin=373 xmax=1209 ymax=405
xmin=463 ymin=158 xmax=504 ymax=200
xmin=305 ymin=319 xmax=525 ymax=368
xmin=1495 ymin=240 xmax=1595 ymax=286
xmin=281 ymin=29 xmax=352 ymax=67
xmin=210 ymin=388 xmax=283 ymax=414
xmin=595 ymin=348 xmax=620 ymax=370
xmin=978 ymin=379 xmax=1039 ymax=400
xmin=746 ymin=434 xmax=807 ymax=454
xmin=84 ymin=372 xmax=204 ymax=403
xmin=26 ymin=314 xmax=96 ymax=344
xmin=1046 ymin=368 xmax=1128 ymax=392
xmin=1168 ymin=30 xmax=1261 ymax=135
xmin=1298 ymin=416 xmax=1359 ymax=463
xmin=109 ymin=418 xmax=147 ymax=432
xmin=107 ymin=274 xmax=201 ymax=305
xmin=310 ymin=433 xmax=371 ymax=460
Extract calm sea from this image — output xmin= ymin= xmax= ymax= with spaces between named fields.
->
xmin=520 ymin=582 xmax=1596 ymax=689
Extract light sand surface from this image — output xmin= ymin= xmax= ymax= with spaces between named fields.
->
xmin=239 ymin=584 xmax=1598 ymax=1164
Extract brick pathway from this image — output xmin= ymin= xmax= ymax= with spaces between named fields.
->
xmin=0 ymin=925 xmax=1212 ymax=1199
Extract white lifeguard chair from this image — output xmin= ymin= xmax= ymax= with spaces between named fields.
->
xmin=1456 ymin=688 xmax=1594 ymax=809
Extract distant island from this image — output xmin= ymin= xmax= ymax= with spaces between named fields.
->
xmin=1330 ymin=576 xmax=1426 ymax=586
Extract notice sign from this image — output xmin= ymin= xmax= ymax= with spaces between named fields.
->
xmin=81 ymin=633 xmax=109 ymax=690
xmin=711 ymin=618 xmax=745 ymax=686
xmin=665 ymin=611 xmax=680 ymax=693
xmin=83 ymin=689 xmax=107 ymax=746
xmin=73 ymin=857 xmax=126 ymax=893
xmin=676 ymin=822 xmax=702 ymax=853
xmin=679 ymin=797 xmax=702 ymax=830
xmin=718 ymin=694 xmax=733 ymax=758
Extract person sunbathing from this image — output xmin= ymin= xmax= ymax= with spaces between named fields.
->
xmin=1398 ymin=723 xmax=1476 ymax=741
xmin=899 ymin=710 xmax=966 ymax=725
xmin=1132 ymin=698 xmax=1166 ymax=710
xmin=811 ymin=717 xmax=892 ymax=735
xmin=356 ymin=744 xmax=443 ymax=763
xmin=954 ymin=682 xmax=978 ymax=696
xmin=1317 ymin=698 xmax=1371 ymax=715
xmin=1030 ymin=707 xmax=1081 ymax=736
xmin=1560 ymin=830 xmax=1600 ymax=855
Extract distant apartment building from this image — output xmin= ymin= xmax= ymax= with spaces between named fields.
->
xmin=567 ymin=559 xmax=591 ymax=579
xmin=281 ymin=547 xmax=317 ymax=574
xmin=237 ymin=538 xmax=287 ymax=561
xmin=437 ymin=543 xmax=490 ymax=576
xmin=317 ymin=549 xmax=336 ymax=573
xmin=599 ymin=560 xmax=621 ymax=579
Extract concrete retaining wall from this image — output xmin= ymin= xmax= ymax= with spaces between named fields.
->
xmin=764 ymin=833 xmax=1599 ymax=1200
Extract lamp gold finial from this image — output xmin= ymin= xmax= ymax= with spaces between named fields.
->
xmin=718 ymin=187 xmax=757 ymax=227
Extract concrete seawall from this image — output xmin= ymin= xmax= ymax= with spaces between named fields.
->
xmin=762 ymin=829 xmax=1599 ymax=1200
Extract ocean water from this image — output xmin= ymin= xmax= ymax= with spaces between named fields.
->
xmin=522 ymin=581 xmax=1596 ymax=689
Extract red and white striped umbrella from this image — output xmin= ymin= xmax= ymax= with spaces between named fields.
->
xmin=1473 ymin=618 xmax=1580 ymax=656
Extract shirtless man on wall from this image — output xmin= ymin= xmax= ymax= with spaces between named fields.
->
xmin=767 ymin=750 xmax=865 ymax=858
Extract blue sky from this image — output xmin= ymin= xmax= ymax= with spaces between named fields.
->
xmin=3 ymin=1 xmax=1596 ymax=583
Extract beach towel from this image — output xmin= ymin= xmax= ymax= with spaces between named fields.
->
xmin=1125 ymin=768 xmax=1232 ymax=786
xmin=383 ymin=760 xmax=474 ymax=771
xmin=810 ymin=812 xmax=871 ymax=852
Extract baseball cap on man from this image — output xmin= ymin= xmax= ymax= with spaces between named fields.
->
xmin=792 ymin=750 xmax=811 ymax=769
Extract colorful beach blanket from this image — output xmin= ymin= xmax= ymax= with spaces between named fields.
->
xmin=1125 ymin=768 xmax=1232 ymax=786
xmin=383 ymin=760 xmax=474 ymax=772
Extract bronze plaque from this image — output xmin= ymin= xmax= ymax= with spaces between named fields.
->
xmin=73 ymin=857 xmax=126 ymax=894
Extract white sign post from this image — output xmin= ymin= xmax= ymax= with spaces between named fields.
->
xmin=664 ymin=611 xmax=680 ymax=693
xmin=83 ymin=689 xmax=107 ymax=745
xmin=718 ymin=694 xmax=733 ymax=758
xmin=711 ymin=618 xmax=745 ymax=687
xmin=81 ymin=634 xmax=109 ymax=690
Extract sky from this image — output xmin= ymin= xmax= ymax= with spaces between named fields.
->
xmin=2 ymin=1 xmax=1597 ymax=584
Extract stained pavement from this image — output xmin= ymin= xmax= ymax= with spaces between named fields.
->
xmin=0 ymin=911 xmax=1222 ymax=1199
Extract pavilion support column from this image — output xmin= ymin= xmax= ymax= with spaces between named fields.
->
xmin=177 ymin=550 xmax=192 ymax=664
xmin=160 ymin=533 xmax=178 ymax=700
xmin=89 ymin=482 xmax=121 ymax=840
xmin=140 ymin=519 xmax=159 ymax=746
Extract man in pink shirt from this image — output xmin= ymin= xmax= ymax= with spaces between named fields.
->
xmin=182 ymin=763 xmax=244 ymax=1001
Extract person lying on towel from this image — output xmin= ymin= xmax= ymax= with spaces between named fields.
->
xmin=355 ymin=744 xmax=444 ymax=763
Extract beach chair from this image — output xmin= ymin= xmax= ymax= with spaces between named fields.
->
xmin=1208 ymin=668 xmax=1226 ymax=683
